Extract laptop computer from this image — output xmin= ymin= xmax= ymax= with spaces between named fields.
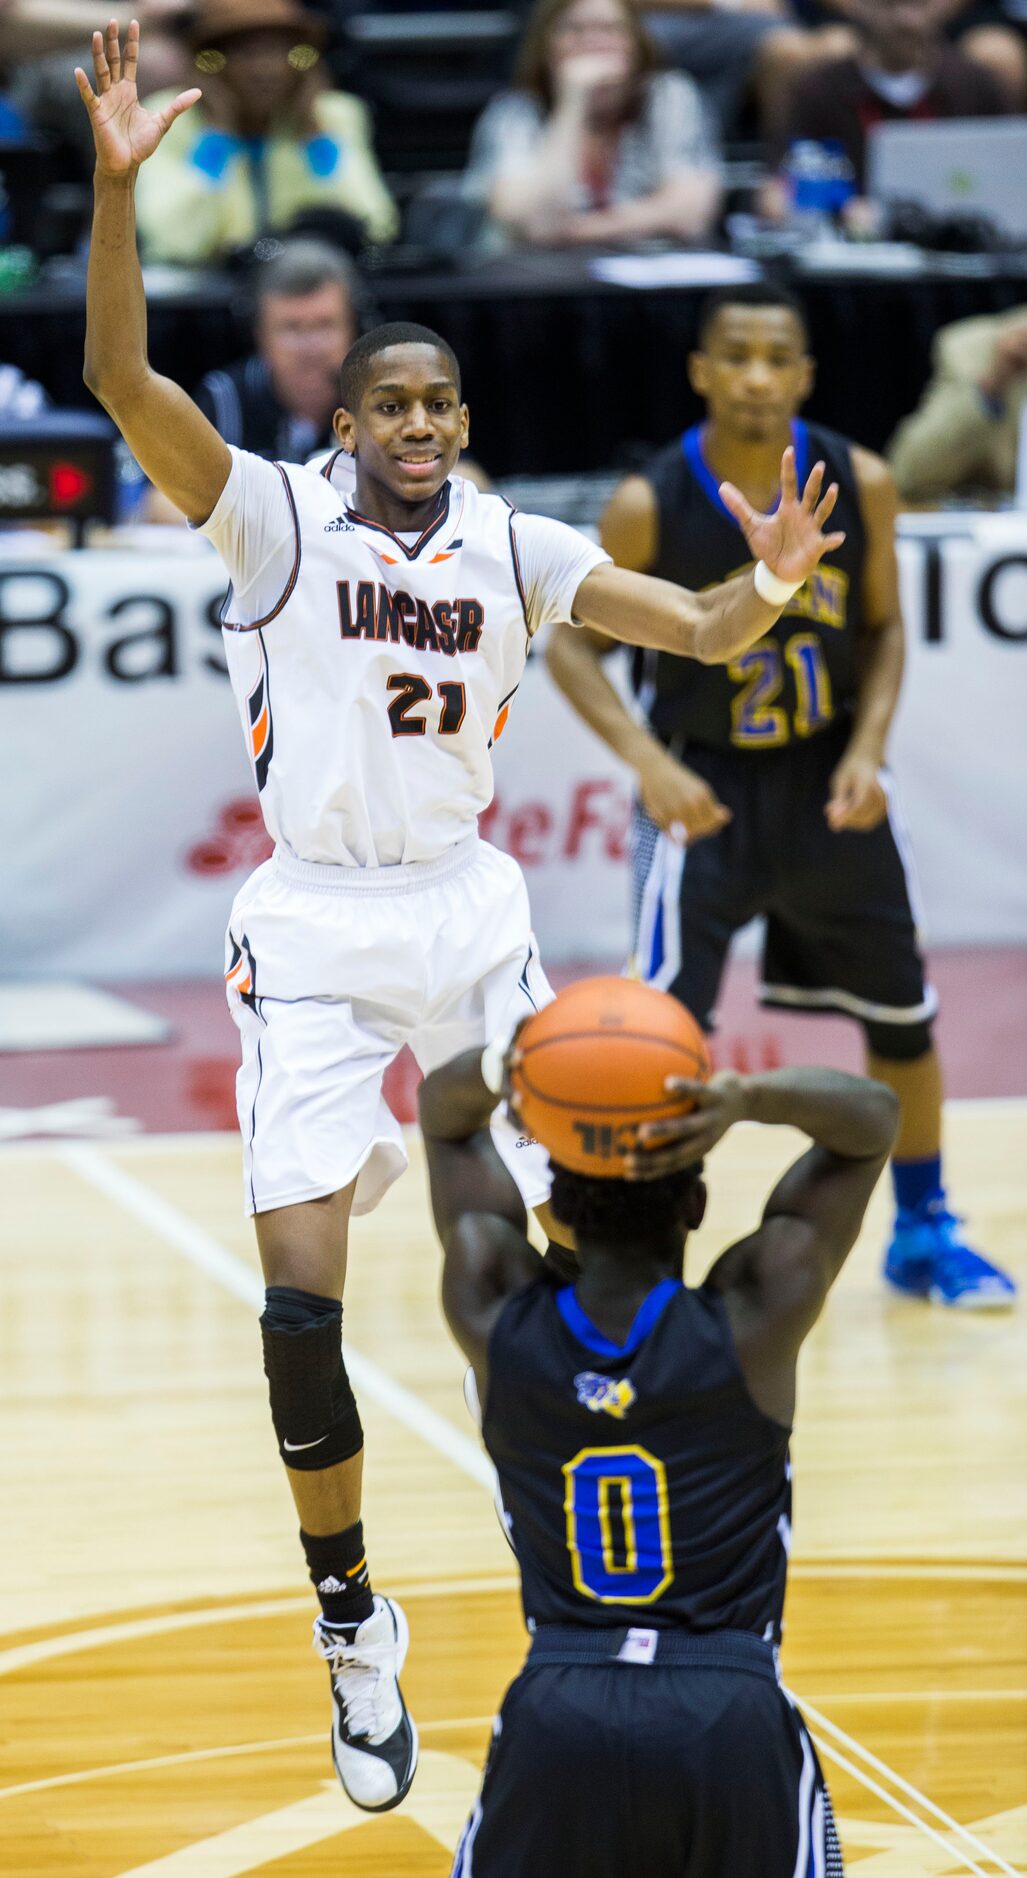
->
xmin=867 ymin=117 xmax=1027 ymax=242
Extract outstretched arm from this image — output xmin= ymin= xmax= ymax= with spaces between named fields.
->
xmin=546 ymin=474 xmax=732 ymax=844
xmin=418 ymin=1049 xmax=543 ymax=1376
xmin=546 ymin=626 xmax=734 ymax=847
xmin=78 ymin=19 xmax=231 ymax=524
xmin=570 ymin=448 xmax=846 ymax=666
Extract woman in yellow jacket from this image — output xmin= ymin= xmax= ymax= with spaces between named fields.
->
xmin=136 ymin=0 xmax=398 ymax=263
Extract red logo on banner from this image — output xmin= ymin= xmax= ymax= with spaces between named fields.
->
xmin=185 ymin=798 xmax=273 ymax=877
xmin=49 ymin=462 xmax=93 ymax=507
xmin=480 ymin=780 xmax=630 ymax=867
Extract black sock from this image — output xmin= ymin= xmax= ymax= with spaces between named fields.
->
xmin=301 ymin=1520 xmax=375 ymax=1628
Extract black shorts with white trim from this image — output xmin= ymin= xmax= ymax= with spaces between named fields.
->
xmin=632 ymin=717 xmax=935 ymax=1045
xmin=452 ymin=1627 xmax=842 ymax=1877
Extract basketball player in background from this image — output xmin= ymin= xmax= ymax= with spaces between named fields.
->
xmin=548 ymin=283 xmax=1016 ymax=1309
xmin=77 ymin=21 xmax=846 ymax=1814
xmin=418 ymin=984 xmax=900 ymax=1874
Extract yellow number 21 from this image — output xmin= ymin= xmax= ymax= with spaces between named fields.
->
xmin=728 ymin=633 xmax=833 ymax=747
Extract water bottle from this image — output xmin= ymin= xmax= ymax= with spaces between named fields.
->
xmin=785 ymin=140 xmax=856 ymax=240
xmin=823 ymin=140 xmax=857 ymax=217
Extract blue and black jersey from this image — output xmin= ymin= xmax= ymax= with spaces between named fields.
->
xmin=632 ymin=420 xmax=866 ymax=754
xmin=482 ymin=1274 xmax=792 ymax=1640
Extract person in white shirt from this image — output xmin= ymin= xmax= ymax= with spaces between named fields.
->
xmin=77 ymin=16 xmax=845 ymax=1820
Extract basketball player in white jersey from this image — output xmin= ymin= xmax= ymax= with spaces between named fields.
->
xmin=77 ymin=18 xmax=846 ymax=1815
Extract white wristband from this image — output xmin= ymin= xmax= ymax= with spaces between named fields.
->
xmin=753 ymin=560 xmax=803 ymax=608
xmin=480 ymin=1040 xmax=507 ymax=1096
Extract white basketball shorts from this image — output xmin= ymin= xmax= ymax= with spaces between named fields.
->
xmin=224 ymin=834 xmax=554 ymax=1217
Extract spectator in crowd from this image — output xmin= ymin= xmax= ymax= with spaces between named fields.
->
xmin=947 ymin=0 xmax=1027 ymax=107
xmin=196 ymin=239 xmax=361 ymax=459
xmin=773 ymin=0 xmax=1006 ymax=192
xmin=887 ymin=306 xmax=1027 ymax=503
xmin=641 ymin=1 xmax=857 ymax=142
xmin=789 ymin=0 xmax=1027 ymax=103
xmin=792 ymin=0 xmax=1027 ymax=105
xmin=7 ymin=2 xmax=188 ymax=183
xmin=142 ymin=239 xmax=489 ymax=519
xmin=1 ymin=0 xmax=185 ymax=68
xmin=141 ymin=236 xmax=357 ymax=520
xmin=463 ymin=0 xmax=723 ymax=250
xmin=135 ymin=0 xmax=397 ymax=265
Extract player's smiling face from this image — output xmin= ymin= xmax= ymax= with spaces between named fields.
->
xmin=690 ymin=308 xmax=814 ymax=444
xmin=334 ymin=344 xmax=469 ymax=509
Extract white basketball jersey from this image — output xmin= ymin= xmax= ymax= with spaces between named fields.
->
xmin=217 ymin=451 xmax=603 ymax=867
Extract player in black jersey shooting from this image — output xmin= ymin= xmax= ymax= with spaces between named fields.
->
xmin=548 ymin=282 xmax=1015 ymax=1309
xmin=419 ymin=1021 xmax=899 ymax=1876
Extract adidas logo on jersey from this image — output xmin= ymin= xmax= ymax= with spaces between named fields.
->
xmin=324 ymin=517 xmax=354 ymax=533
xmin=574 ymin=1372 xmax=636 ymax=1420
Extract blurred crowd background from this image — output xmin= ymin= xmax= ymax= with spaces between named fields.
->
xmin=0 ymin=0 xmax=1026 ymax=514
xmin=1 ymin=0 xmax=1025 ymax=1062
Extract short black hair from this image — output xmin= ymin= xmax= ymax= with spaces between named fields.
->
xmin=338 ymin=322 xmax=461 ymax=411
xmin=548 ymin=1160 xmax=703 ymax=1245
xmin=697 ymin=281 xmax=809 ymax=349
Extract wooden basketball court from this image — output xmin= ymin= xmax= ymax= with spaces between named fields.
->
xmin=3 ymin=1104 xmax=1025 ymax=1876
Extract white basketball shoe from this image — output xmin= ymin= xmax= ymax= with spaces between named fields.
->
xmin=313 ymin=1596 xmax=418 ymax=1811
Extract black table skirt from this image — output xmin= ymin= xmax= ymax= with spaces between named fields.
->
xmin=5 ymin=256 xmax=1025 ymax=475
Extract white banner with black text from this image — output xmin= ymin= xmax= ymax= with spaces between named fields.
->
xmin=1 ymin=516 xmax=1025 ymax=981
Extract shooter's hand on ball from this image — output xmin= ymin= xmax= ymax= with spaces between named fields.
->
xmin=625 ymin=1073 xmax=748 ymax=1179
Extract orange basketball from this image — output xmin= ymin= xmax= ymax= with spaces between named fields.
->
xmin=510 ymin=976 xmax=710 ymax=1178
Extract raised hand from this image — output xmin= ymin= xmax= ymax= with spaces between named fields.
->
xmin=75 ymin=18 xmax=200 ymax=175
xmin=719 ymin=448 xmax=846 ymax=589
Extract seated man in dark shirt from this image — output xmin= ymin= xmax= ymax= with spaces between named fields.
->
xmin=196 ymin=238 xmax=363 ymax=461
xmin=775 ymin=0 xmax=1006 ymax=191
xmin=142 ymin=237 xmax=364 ymax=520
xmin=144 ymin=235 xmax=488 ymax=521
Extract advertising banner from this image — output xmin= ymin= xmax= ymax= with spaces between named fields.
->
xmin=1 ymin=518 xmax=1025 ymax=981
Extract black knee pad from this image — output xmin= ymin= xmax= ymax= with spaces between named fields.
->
xmin=863 ymin=1019 xmax=934 ymax=1063
xmin=260 ymin=1286 xmax=363 ymax=1471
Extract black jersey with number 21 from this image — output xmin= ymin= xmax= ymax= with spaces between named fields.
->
xmin=634 ymin=420 xmax=866 ymax=755
xmin=482 ymin=1275 xmax=792 ymax=1639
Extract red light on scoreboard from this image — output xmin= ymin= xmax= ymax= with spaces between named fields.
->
xmin=49 ymin=461 xmax=93 ymax=508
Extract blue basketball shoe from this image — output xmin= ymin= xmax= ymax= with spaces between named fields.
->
xmin=884 ymin=1204 xmax=1017 ymax=1309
